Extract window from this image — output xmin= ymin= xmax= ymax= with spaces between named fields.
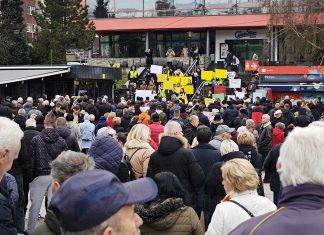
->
xmin=28 ymin=6 xmax=35 ymax=15
xmin=26 ymin=24 xmax=35 ymax=33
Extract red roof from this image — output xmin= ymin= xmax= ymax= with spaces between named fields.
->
xmin=93 ymin=14 xmax=270 ymax=32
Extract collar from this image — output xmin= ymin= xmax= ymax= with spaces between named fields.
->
xmin=232 ymin=190 xmax=258 ymax=198
xmin=263 ymin=122 xmax=271 ymax=128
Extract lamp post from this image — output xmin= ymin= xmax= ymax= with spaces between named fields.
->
xmin=187 ymin=31 xmax=192 ymax=64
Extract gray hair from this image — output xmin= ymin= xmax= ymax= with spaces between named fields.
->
xmin=18 ymin=109 xmax=26 ymax=116
xmin=97 ymin=127 xmax=117 ymax=138
xmin=0 ymin=117 xmax=23 ymax=155
xmin=164 ymin=121 xmax=181 ymax=136
xmin=278 ymin=126 xmax=324 ymax=187
xmin=220 ymin=140 xmax=239 ymax=156
xmin=26 ymin=118 xmax=36 ymax=127
xmin=188 ymin=115 xmax=199 ymax=123
xmin=275 ymin=122 xmax=285 ymax=130
xmin=51 ymin=151 xmax=95 ymax=185
xmin=26 ymin=97 xmax=33 ymax=103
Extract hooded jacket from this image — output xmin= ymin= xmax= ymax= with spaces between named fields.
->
xmin=0 ymin=187 xmax=16 ymax=235
xmin=272 ymin=128 xmax=284 ymax=147
xmin=147 ymin=135 xmax=205 ymax=207
xmin=56 ymin=127 xmax=80 ymax=152
xmin=136 ymin=198 xmax=204 ymax=235
xmin=238 ymin=144 xmax=262 ymax=170
xmin=31 ymin=128 xmax=68 ymax=179
xmin=94 ymin=116 xmax=108 ymax=135
xmin=149 ymin=122 xmax=164 ymax=148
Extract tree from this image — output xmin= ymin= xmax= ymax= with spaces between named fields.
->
xmin=0 ymin=0 xmax=30 ymax=65
xmin=32 ymin=0 xmax=96 ymax=64
xmin=94 ymin=0 xmax=109 ymax=18
xmin=262 ymin=0 xmax=324 ymax=65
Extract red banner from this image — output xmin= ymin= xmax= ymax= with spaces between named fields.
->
xmin=245 ymin=60 xmax=259 ymax=71
xmin=258 ymin=66 xmax=324 ymax=75
xmin=214 ymin=86 xmax=226 ymax=95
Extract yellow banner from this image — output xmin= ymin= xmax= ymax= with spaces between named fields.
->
xmin=215 ymin=69 xmax=228 ymax=79
xmin=169 ymin=76 xmax=181 ymax=85
xmin=163 ymin=81 xmax=173 ymax=90
xmin=201 ymin=71 xmax=214 ymax=81
xmin=183 ymin=85 xmax=194 ymax=95
xmin=157 ymin=74 xmax=168 ymax=83
xmin=180 ymin=76 xmax=192 ymax=86
xmin=204 ymin=98 xmax=213 ymax=106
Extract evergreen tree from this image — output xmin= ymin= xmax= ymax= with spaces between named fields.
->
xmin=32 ymin=0 xmax=96 ymax=64
xmin=94 ymin=0 xmax=109 ymax=18
xmin=0 ymin=0 xmax=30 ymax=65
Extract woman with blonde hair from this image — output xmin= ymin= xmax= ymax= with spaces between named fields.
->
xmin=206 ymin=159 xmax=276 ymax=235
xmin=124 ymin=124 xmax=155 ymax=178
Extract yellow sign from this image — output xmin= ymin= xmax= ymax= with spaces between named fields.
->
xmin=204 ymin=98 xmax=213 ymax=106
xmin=183 ymin=85 xmax=194 ymax=95
xmin=163 ymin=82 xmax=173 ymax=90
xmin=201 ymin=71 xmax=214 ymax=81
xmin=180 ymin=76 xmax=192 ymax=86
xmin=157 ymin=74 xmax=168 ymax=83
xmin=169 ymin=76 xmax=181 ymax=84
xmin=175 ymin=87 xmax=182 ymax=94
xmin=215 ymin=69 xmax=228 ymax=79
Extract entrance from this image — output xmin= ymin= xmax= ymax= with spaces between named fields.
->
xmin=225 ymin=39 xmax=265 ymax=62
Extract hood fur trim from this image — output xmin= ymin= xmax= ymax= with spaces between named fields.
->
xmin=124 ymin=139 xmax=153 ymax=151
xmin=159 ymin=134 xmax=188 ymax=148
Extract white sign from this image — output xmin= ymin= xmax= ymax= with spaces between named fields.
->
xmin=229 ymin=79 xmax=241 ymax=89
xmin=253 ymin=92 xmax=263 ymax=103
xmin=236 ymin=92 xmax=245 ymax=99
xmin=227 ymin=71 xmax=236 ymax=79
xmin=150 ymin=65 xmax=163 ymax=74
xmin=227 ymin=95 xmax=236 ymax=101
xmin=135 ymin=90 xmax=156 ymax=101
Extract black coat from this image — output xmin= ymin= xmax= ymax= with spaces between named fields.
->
xmin=196 ymin=112 xmax=210 ymax=127
xmin=295 ymin=115 xmax=311 ymax=127
xmin=238 ymin=144 xmax=262 ymax=170
xmin=147 ymin=136 xmax=205 ymax=208
xmin=183 ymin=123 xmax=197 ymax=145
xmin=121 ymin=114 xmax=132 ymax=132
xmin=223 ymin=106 xmax=239 ymax=127
xmin=0 ymin=187 xmax=16 ymax=235
xmin=56 ymin=127 xmax=80 ymax=152
xmin=98 ymin=103 xmax=111 ymax=117
xmin=264 ymin=144 xmax=281 ymax=192
xmin=13 ymin=115 xmax=26 ymax=131
xmin=257 ymin=123 xmax=273 ymax=152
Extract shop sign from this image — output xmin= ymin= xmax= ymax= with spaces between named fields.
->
xmin=234 ymin=30 xmax=257 ymax=39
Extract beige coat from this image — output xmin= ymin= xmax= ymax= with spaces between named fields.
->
xmin=125 ymin=140 xmax=154 ymax=178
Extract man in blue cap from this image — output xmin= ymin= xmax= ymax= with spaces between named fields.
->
xmin=50 ymin=169 xmax=158 ymax=235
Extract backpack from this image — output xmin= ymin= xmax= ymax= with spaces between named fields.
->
xmin=117 ymin=148 xmax=141 ymax=182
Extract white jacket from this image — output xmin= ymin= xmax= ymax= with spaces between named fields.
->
xmin=205 ymin=190 xmax=276 ymax=235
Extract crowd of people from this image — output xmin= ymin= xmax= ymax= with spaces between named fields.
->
xmin=0 ymin=91 xmax=324 ymax=235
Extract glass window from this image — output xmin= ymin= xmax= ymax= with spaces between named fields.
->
xmin=113 ymin=0 xmax=144 ymax=18
xmin=150 ymin=0 xmax=174 ymax=17
xmin=87 ymin=0 xmax=116 ymax=19
xmin=173 ymin=0 xmax=203 ymax=16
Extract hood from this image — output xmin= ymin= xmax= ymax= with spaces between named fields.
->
xmin=98 ymin=116 xmax=106 ymax=122
xmin=136 ymin=198 xmax=184 ymax=230
xmin=56 ymin=127 xmax=72 ymax=138
xmin=158 ymin=135 xmax=188 ymax=155
xmin=124 ymin=139 xmax=154 ymax=151
xmin=238 ymin=144 xmax=255 ymax=152
xmin=40 ymin=128 xmax=60 ymax=143
xmin=44 ymin=209 xmax=61 ymax=235
xmin=222 ymin=151 xmax=246 ymax=162
xmin=273 ymin=128 xmax=284 ymax=136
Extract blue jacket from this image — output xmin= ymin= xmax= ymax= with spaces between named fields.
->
xmin=223 ymin=106 xmax=239 ymax=127
xmin=230 ymin=184 xmax=324 ymax=235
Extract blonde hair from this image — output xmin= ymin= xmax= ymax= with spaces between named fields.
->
xmin=237 ymin=131 xmax=255 ymax=146
xmin=221 ymin=159 xmax=259 ymax=193
xmin=220 ymin=140 xmax=239 ymax=156
xmin=113 ymin=117 xmax=121 ymax=126
xmin=108 ymin=112 xmax=116 ymax=119
xmin=126 ymin=124 xmax=151 ymax=144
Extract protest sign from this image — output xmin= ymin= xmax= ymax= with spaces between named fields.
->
xmin=227 ymin=71 xmax=236 ymax=79
xmin=157 ymin=74 xmax=168 ymax=83
xmin=215 ymin=69 xmax=228 ymax=79
xmin=183 ymin=85 xmax=194 ymax=94
xmin=150 ymin=65 xmax=163 ymax=74
xmin=229 ymin=79 xmax=241 ymax=89
xmin=227 ymin=95 xmax=236 ymax=101
xmin=135 ymin=90 xmax=155 ymax=101
xmin=212 ymin=93 xmax=225 ymax=101
xmin=236 ymin=92 xmax=245 ymax=99
xmin=201 ymin=71 xmax=214 ymax=81
xmin=180 ymin=76 xmax=192 ymax=86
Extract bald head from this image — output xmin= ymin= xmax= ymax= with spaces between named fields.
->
xmin=164 ymin=121 xmax=182 ymax=136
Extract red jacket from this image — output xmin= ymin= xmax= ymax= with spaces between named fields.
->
xmin=149 ymin=122 xmax=164 ymax=148
xmin=252 ymin=106 xmax=264 ymax=126
xmin=272 ymin=128 xmax=284 ymax=146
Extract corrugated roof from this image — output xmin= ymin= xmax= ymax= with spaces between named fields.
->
xmin=93 ymin=14 xmax=270 ymax=32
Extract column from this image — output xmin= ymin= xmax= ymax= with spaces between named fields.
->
xmin=145 ymin=32 xmax=149 ymax=50
xmin=206 ymin=29 xmax=210 ymax=57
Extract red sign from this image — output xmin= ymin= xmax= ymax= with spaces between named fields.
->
xmin=258 ymin=66 xmax=324 ymax=75
xmin=245 ymin=60 xmax=259 ymax=71
xmin=214 ymin=86 xmax=226 ymax=95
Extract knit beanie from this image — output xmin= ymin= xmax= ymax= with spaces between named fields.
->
xmin=88 ymin=136 xmax=123 ymax=174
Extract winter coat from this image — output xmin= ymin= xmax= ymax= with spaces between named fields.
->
xmin=95 ymin=116 xmax=108 ymax=135
xmin=251 ymin=106 xmax=264 ymax=126
xmin=0 ymin=187 xmax=17 ymax=235
xmin=205 ymin=151 xmax=246 ymax=214
xmin=238 ymin=145 xmax=262 ymax=170
xmin=257 ymin=122 xmax=273 ymax=152
xmin=223 ymin=107 xmax=239 ymax=128
xmin=264 ymin=144 xmax=281 ymax=192
xmin=183 ymin=123 xmax=197 ymax=146
xmin=14 ymin=115 xmax=26 ymax=131
xmin=114 ymin=125 xmax=126 ymax=133
xmin=230 ymin=184 xmax=324 ymax=235
xmin=206 ymin=190 xmax=276 ymax=235
xmin=121 ymin=114 xmax=132 ymax=132
xmin=67 ymin=121 xmax=80 ymax=140
xmin=156 ymin=111 xmax=167 ymax=125
xmin=209 ymin=136 xmax=223 ymax=150
xmin=295 ymin=114 xmax=310 ymax=127
xmin=149 ymin=122 xmax=164 ymax=148
xmin=0 ymin=173 xmax=18 ymax=209
xmin=56 ymin=127 xmax=80 ymax=152
xmin=31 ymin=210 xmax=60 ymax=235
xmin=79 ymin=119 xmax=95 ymax=150
xmin=125 ymin=140 xmax=155 ymax=178
xmin=23 ymin=102 xmax=33 ymax=118
xmin=147 ymin=135 xmax=205 ymax=208
xmin=136 ymin=198 xmax=204 ymax=235
xmin=31 ymin=128 xmax=68 ymax=179
xmin=85 ymin=104 xmax=99 ymax=120
xmin=272 ymin=128 xmax=284 ymax=147
xmin=98 ymin=103 xmax=111 ymax=117
xmin=197 ymin=112 xmax=210 ymax=127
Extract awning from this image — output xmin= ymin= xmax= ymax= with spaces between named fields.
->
xmin=93 ymin=14 xmax=270 ymax=32
xmin=0 ymin=66 xmax=70 ymax=85
xmin=259 ymin=83 xmax=324 ymax=87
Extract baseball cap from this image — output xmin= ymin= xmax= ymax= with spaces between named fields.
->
xmin=216 ymin=125 xmax=235 ymax=135
xmin=50 ymin=169 xmax=158 ymax=232
xmin=274 ymin=110 xmax=282 ymax=115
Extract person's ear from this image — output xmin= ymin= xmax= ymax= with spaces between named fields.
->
xmin=0 ymin=148 xmax=9 ymax=161
xmin=52 ymin=180 xmax=61 ymax=194
xmin=102 ymin=226 xmax=113 ymax=235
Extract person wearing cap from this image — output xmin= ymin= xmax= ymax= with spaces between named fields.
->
xmin=27 ymin=112 xmax=68 ymax=233
xmin=31 ymin=151 xmax=95 ymax=235
xmin=272 ymin=109 xmax=284 ymax=126
xmin=209 ymin=125 xmax=234 ymax=150
xmin=50 ymin=169 xmax=158 ymax=235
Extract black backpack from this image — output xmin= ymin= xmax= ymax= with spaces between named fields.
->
xmin=117 ymin=148 xmax=141 ymax=182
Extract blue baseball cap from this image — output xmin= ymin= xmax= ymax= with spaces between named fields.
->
xmin=50 ymin=169 xmax=158 ymax=232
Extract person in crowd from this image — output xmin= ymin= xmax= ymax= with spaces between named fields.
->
xmin=177 ymin=88 xmax=188 ymax=104
xmin=196 ymin=106 xmax=210 ymax=127
xmin=113 ymin=117 xmax=126 ymax=133
xmin=14 ymin=108 xmax=27 ymax=131
xmin=147 ymin=121 xmax=204 ymax=209
xmin=95 ymin=116 xmax=108 ymax=135
xmin=251 ymin=101 xmax=264 ymax=126
xmin=223 ymin=101 xmax=239 ymax=128
xmin=65 ymin=113 xmax=80 ymax=140
xmin=225 ymin=50 xmax=233 ymax=71
xmin=97 ymin=98 xmax=111 ymax=117
xmin=27 ymin=112 xmax=68 ymax=233
xmin=169 ymin=108 xmax=184 ymax=127
xmin=0 ymin=117 xmax=23 ymax=235
xmin=166 ymin=47 xmax=175 ymax=68
xmin=209 ymin=125 xmax=234 ymax=150
xmin=231 ymin=125 xmax=324 ymax=235
xmin=206 ymin=159 xmax=276 ymax=235
xmin=106 ymin=112 xmax=116 ymax=128
xmin=272 ymin=122 xmax=285 ymax=147
xmin=31 ymin=151 xmax=95 ymax=235
xmin=136 ymin=172 xmax=204 ymax=235
xmin=50 ymin=169 xmax=158 ymax=235
xmin=128 ymin=65 xmax=139 ymax=85
xmin=257 ymin=114 xmax=273 ymax=167
xmin=79 ymin=113 xmax=95 ymax=154
xmin=124 ymin=124 xmax=154 ymax=178
xmin=121 ymin=108 xmax=132 ymax=131
xmin=144 ymin=48 xmax=153 ymax=67
xmin=139 ymin=106 xmax=150 ymax=126
xmin=233 ymin=108 xmax=248 ymax=130
xmin=210 ymin=113 xmax=224 ymax=138
xmin=295 ymin=108 xmax=311 ymax=127
xmin=96 ymin=126 xmax=117 ymax=138
xmin=205 ymin=140 xmax=246 ymax=225
xmin=85 ymin=99 xmax=99 ymax=121
xmin=183 ymin=115 xmax=199 ymax=146
xmin=191 ymin=125 xmax=222 ymax=228
xmin=149 ymin=113 xmax=164 ymax=148
xmin=56 ymin=117 xmax=80 ymax=152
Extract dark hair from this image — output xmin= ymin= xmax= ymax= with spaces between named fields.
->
xmin=66 ymin=113 xmax=74 ymax=122
xmin=0 ymin=106 xmax=12 ymax=119
xmin=116 ymin=132 xmax=127 ymax=145
xmin=196 ymin=125 xmax=212 ymax=143
xmin=151 ymin=113 xmax=160 ymax=122
xmin=213 ymin=113 xmax=221 ymax=121
xmin=154 ymin=172 xmax=186 ymax=201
